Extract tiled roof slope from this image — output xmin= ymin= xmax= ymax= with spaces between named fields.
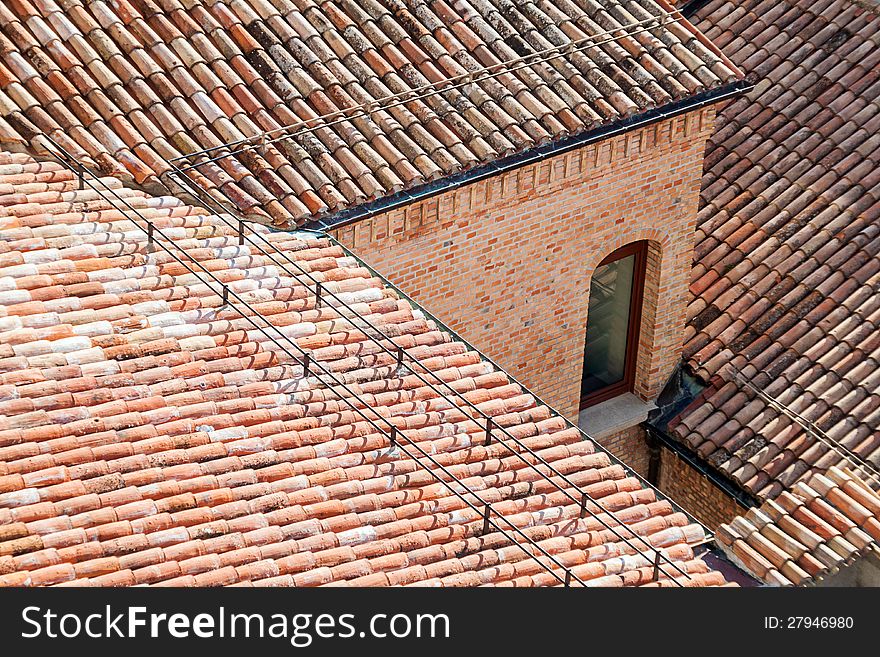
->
xmin=0 ymin=150 xmax=731 ymax=587
xmin=0 ymin=0 xmax=741 ymax=226
xmin=717 ymin=467 xmax=880 ymax=585
xmin=670 ymin=0 xmax=880 ymax=500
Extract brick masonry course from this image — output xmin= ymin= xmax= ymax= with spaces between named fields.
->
xmin=657 ymin=447 xmax=745 ymax=530
xmin=595 ymin=425 xmax=652 ymax=479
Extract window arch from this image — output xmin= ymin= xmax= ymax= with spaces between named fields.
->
xmin=579 ymin=241 xmax=647 ymax=408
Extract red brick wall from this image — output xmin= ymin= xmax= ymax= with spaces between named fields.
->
xmin=657 ymin=447 xmax=744 ymax=530
xmin=334 ymin=107 xmax=717 ymax=419
xmin=595 ymin=425 xmax=651 ymax=479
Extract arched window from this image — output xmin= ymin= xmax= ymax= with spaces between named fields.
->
xmin=580 ymin=241 xmax=647 ymax=408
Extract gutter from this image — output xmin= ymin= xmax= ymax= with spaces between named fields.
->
xmin=307 ymin=78 xmax=753 ymax=232
xmin=643 ymin=423 xmax=759 ymax=510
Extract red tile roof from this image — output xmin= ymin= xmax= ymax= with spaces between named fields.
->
xmin=716 ymin=466 xmax=880 ymax=585
xmin=0 ymin=149 xmax=731 ymax=587
xmin=0 ymin=0 xmax=741 ymax=226
xmin=670 ymin=0 xmax=880 ymax=500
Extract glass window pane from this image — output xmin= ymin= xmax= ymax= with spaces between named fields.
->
xmin=581 ymin=253 xmax=635 ymax=399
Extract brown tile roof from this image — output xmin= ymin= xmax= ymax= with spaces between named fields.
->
xmin=0 ymin=149 xmax=732 ymax=587
xmin=716 ymin=466 xmax=880 ymax=585
xmin=0 ymin=0 xmax=741 ymax=226
xmin=670 ymin=0 xmax=880 ymax=500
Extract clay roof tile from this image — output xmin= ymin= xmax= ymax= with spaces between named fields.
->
xmin=672 ymin=0 xmax=880 ymax=503
xmin=0 ymin=150 xmax=724 ymax=587
xmin=0 ymin=0 xmax=739 ymax=227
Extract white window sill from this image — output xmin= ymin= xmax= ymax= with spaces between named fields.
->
xmin=577 ymin=393 xmax=656 ymax=439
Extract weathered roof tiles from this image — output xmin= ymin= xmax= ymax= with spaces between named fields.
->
xmin=0 ymin=0 xmax=741 ymax=226
xmin=670 ymin=0 xmax=880 ymax=500
xmin=716 ymin=466 xmax=880 ymax=585
xmin=0 ymin=149 xmax=731 ymax=587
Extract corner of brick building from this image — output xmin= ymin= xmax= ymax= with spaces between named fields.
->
xmin=333 ymin=105 xmax=717 ymax=422
xmin=333 ymin=103 xmax=748 ymax=528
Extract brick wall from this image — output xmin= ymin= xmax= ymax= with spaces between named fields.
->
xmin=334 ymin=107 xmax=717 ymax=419
xmin=657 ymin=446 xmax=744 ymax=530
xmin=595 ymin=425 xmax=651 ymax=479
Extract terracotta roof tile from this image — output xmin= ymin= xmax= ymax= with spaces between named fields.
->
xmin=717 ymin=467 xmax=880 ymax=585
xmin=0 ymin=149 xmax=728 ymax=587
xmin=671 ymin=0 xmax=880 ymax=500
xmin=0 ymin=0 xmax=740 ymax=226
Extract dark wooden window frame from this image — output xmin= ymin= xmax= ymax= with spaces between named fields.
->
xmin=579 ymin=241 xmax=648 ymax=409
